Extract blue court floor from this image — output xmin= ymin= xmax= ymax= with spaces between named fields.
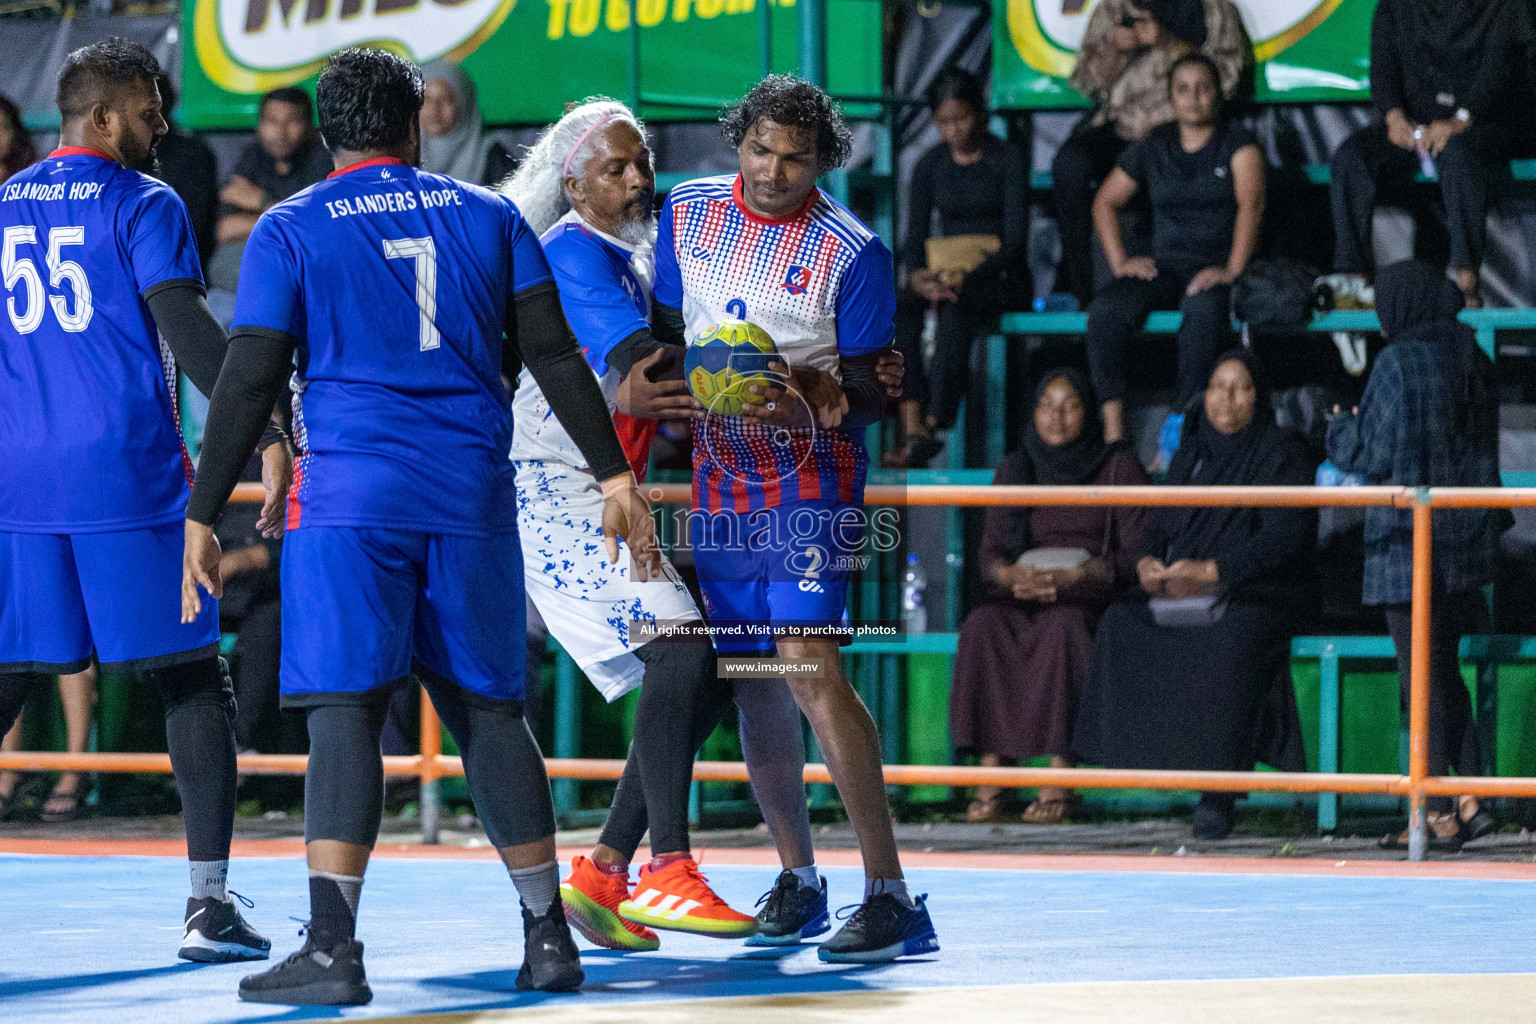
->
xmin=1 ymin=853 xmax=1533 ymax=1024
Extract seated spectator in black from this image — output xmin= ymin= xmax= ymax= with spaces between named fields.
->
xmin=950 ymin=370 xmax=1147 ymax=824
xmin=1328 ymin=0 xmax=1536 ymax=308
xmin=151 ymin=74 xmax=219 ymax=272
xmin=1074 ymin=351 xmax=1311 ymax=840
xmin=207 ymin=88 xmax=331 ymax=296
xmin=0 ymin=94 xmax=38 ymax=183
xmin=1054 ymin=0 xmax=1245 ymax=307
xmin=1325 ymin=260 xmax=1504 ymax=850
xmin=419 ymin=61 xmax=514 ymax=187
xmin=888 ymin=67 xmax=1027 ymax=468
xmin=217 ymin=457 xmax=284 ymax=754
xmin=1085 ymin=52 xmax=1264 ymax=444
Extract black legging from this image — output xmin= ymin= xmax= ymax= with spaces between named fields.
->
xmin=230 ymin=598 xmax=281 ymax=751
xmin=304 ymin=670 xmax=555 ymax=850
xmin=1084 ymin=263 xmax=1232 ymax=411
xmin=597 ymin=640 xmax=730 ymax=858
xmin=1329 ymin=120 xmax=1534 ymax=275
xmin=1052 ymin=118 xmax=1131 ymax=307
xmin=892 ymin=261 xmax=1017 ymax=430
xmin=1383 ymin=589 xmax=1487 ymax=815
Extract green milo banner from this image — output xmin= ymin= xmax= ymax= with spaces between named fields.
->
xmin=180 ymin=0 xmax=881 ymax=129
xmin=993 ymin=0 xmax=1376 ymax=108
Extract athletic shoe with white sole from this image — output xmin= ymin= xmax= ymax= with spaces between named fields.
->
xmin=178 ymin=894 xmax=271 ymax=963
xmin=515 ymin=900 xmax=585 ymax=992
xmin=560 ymin=855 xmax=660 ymax=952
xmin=744 ymin=870 xmax=830 ymax=946
xmin=619 ymin=857 xmax=758 ymax=938
xmin=817 ymin=893 xmax=939 ymax=964
xmin=238 ymin=934 xmax=371 ymax=1005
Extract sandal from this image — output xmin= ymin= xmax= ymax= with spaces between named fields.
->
xmin=1457 ymin=806 xmax=1497 ymax=846
xmin=1377 ymin=813 xmax=1462 ymax=852
xmin=40 ymin=777 xmax=84 ymax=824
xmin=966 ymin=794 xmax=1004 ymax=823
xmin=1021 ymin=797 xmax=1069 ymax=825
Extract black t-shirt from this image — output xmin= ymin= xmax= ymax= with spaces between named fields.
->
xmin=227 ymin=138 xmax=333 ymax=207
xmin=1118 ymin=122 xmax=1259 ymax=273
xmin=154 ymin=129 xmax=219 ymax=271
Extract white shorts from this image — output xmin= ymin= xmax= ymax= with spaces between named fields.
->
xmin=515 ymin=460 xmax=702 ymax=701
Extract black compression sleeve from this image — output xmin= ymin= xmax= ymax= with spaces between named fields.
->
xmin=606 ymin=327 xmax=654 ymax=380
xmin=653 ymin=301 xmax=686 ymax=347
xmin=841 ymin=349 xmax=894 ymax=432
xmin=186 ymin=330 xmax=296 ymax=525
xmin=144 ymin=281 xmax=228 ymax=400
xmin=505 ymin=283 xmax=631 ymax=481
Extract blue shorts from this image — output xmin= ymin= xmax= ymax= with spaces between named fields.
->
xmin=280 ymin=527 xmax=526 ymax=705
xmin=692 ymin=500 xmax=859 ymax=654
xmin=0 ymin=523 xmax=220 ymax=673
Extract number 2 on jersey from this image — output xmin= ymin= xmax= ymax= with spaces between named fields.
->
xmin=3 ymin=225 xmax=93 ymax=334
xmin=383 ymin=236 xmax=440 ymax=351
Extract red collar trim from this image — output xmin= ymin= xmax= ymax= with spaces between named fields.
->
xmin=49 ymin=147 xmax=113 ymax=161
xmin=731 ymin=174 xmax=820 ymax=226
xmin=328 ymin=156 xmax=407 ymax=179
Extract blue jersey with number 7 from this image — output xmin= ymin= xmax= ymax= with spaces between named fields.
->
xmin=0 ymin=149 xmax=203 ymax=534
xmin=232 ymin=157 xmax=553 ymax=535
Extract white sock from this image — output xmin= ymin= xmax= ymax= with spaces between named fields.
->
xmin=190 ymin=859 xmax=229 ymax=902
xmin=508 ymin=860 xmax=561 ymax=917
xmin=865 ymin=877 xmax=915 ymax=908
xmin=790 ymin=865 xmax=820 ymax=890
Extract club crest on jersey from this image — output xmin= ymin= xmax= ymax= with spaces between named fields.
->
xmin=782 ymin=265 xmax=812 ymax=295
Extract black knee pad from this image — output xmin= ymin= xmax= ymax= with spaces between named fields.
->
xmin=149 ymin=655 xmax=235 ymax=717
xmin=0 ymin=673 xmax=33 ymax=735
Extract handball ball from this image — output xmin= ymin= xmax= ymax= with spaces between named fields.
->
xmin=684 ymin=319 xmax=778 ymax=416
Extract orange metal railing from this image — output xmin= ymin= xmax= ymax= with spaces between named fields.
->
xmin=7 ymin=482 xmax=1536 ymax=861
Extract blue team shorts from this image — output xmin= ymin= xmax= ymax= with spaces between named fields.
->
xmin=280 ymin=527 xmax=527 ymax=705
xmin=0 ymin=523 xmax=220 ymax=673
xmin=691 ymin=499 xmax=861 ymax=654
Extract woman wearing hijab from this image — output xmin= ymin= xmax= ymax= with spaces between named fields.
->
xmin=419 ymin=61 xmax=515 ymax=186
xmin=1326 ymin=260 xmax=1503 ymax=850
xmin=1074 ymin=351 xmax=1311 ymax=840
xmin=1328 ymin=0 xmax=1536 ymax=307
xmin=950 ymin=370 xmax=1148 ymax=824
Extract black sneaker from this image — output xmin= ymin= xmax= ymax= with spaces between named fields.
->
xmin=179 ymin=894 xmax=272 ymax=962
xmin=745 ymin=870 xmax=830 ymax=947
xmin=515 ymin=900 xmax=584 ymax=993
xmin=817 ymin=893 xmax=939 ymax=964
xmin=238 ymin=932 xmax=372 ymax=1005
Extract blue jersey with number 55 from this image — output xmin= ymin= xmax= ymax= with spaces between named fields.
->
xmin=232 ymin=158 xmax=553 ymax=535
xmin=0 ymin=149 xmax=203 ymax=534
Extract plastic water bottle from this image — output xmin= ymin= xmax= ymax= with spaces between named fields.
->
xmin=1032 ymin=292 xmax=1081 ymax=313
xmin=1316 ymin=460 xmax=1364 ymax=488
xmin=902 ymin=552 xmax=928 ymax=635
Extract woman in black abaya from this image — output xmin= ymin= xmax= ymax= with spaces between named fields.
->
xmin=1073 ymin=350 xmax=1311 ymax=840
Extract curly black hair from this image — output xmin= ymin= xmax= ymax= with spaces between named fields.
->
xmin=316 ymin=48 xmax=423 ymax=154
xmin=56 ymin=37 xmax=162 ymax=121
xmin=719 ymin=75 xmax=853 ymax=173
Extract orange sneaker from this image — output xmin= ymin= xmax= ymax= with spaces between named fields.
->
xmin=559 ymin=856 xmax=660 ymax=952
xmin=619 ymin=857 xmax=759 ymax=938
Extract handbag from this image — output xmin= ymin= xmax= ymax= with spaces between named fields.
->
xmin=1148 ymin=594 xmax=1228 ymax=628
xmin=925 ymin=233 xmax=1000 ymax=275
xmin=1016 ymin=547 xmax=1091 ymax=571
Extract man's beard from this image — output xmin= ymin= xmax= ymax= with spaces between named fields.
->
xmin=615 ymin=211 xmax=656 ymax=247
xmin=128 ymin=144 xmax=160 ymax=176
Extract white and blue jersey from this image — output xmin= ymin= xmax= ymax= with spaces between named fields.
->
xmin=654 ymin=173 xmax=895 ymax=514
xmin=510 ymin=210 xmax=698 ymax=701
xmin=0 ymin=148 xmax=218 ymax=672
xmin=233 ymin=157 xmax=552 ymax=702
